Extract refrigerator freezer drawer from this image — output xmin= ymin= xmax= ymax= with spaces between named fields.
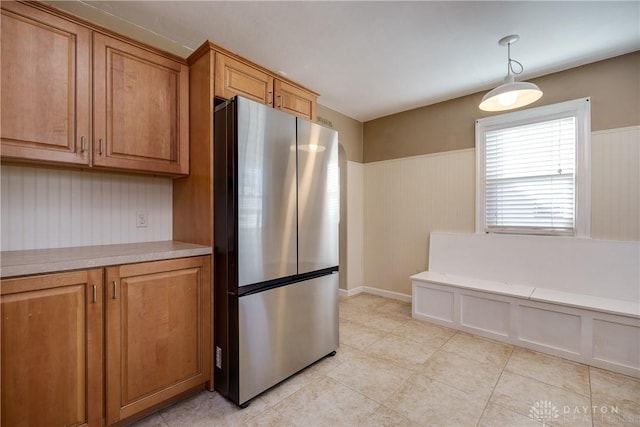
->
xmin=237 ymin=273 xmax=339 ymax=404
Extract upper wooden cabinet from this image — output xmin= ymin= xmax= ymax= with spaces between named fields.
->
xmin=93 ymin=33 xmax=189 ymax=175
xmin=0 ymin=1 xmax=189 ymax=176
xmin=0 ymin=1 xmax=91 ymax=165
xmin=1 ymin=269 xmax=103 ymax=427
xmin=215 ymin=52 xmax=274 ymax=106
xmin=198 ymin=42 xmax=318 ymax=121
xmin=274 ymin=79 xmax=317 ymax=122
xmin=174 ymin=41 xmax=320 ymax=247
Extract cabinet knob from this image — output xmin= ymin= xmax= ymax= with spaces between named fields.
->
xmin=112 ymin=281 xmax=118 ymax=299
xmin=268 ymin=91 xmax=273 ymax=105
xmin=80 ymin=136 xmax=87 ymax=153
xmin=98 ymin=138 xmax=104 ymax=155
xmin=92 ymin=284 xmax=97 ymax=303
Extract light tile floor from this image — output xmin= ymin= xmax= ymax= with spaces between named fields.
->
xmin=130 ymin=294 xmax=640 ymax=427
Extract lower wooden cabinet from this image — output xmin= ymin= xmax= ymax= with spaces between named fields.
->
xmin=1 ymin=269 xmax=104 ymax=427
xmin=105 ymin=256 xmax=212 ymax=425
xmin=0 ymin=255 xmax=212 ymax=427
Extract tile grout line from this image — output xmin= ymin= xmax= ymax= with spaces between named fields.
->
xmin=588 ymin=366 xmax=595 ymax=427
xmin=133 ymin=294 xmax=638 ymax=426
xmin=475 ymin=368 xmax=506 ymax=427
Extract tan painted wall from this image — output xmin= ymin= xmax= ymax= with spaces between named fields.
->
xmin=316 ymin=104 xmax=364 ymax=163
xmin=364 ymin=51 xmax=640 ymax=163
xmin=363 ymin=126 xmax=640 ymax=296
xmin=314 ymin=105 xmax=364 ymax=289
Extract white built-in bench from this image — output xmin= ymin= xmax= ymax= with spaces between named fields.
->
xmin=411 ymin=232 xmax=640 ymax=378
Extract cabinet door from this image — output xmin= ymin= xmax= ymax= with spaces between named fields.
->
xmin=93 ymin=33 xmax=189 ymax=176
xmin=105 ymin=256 xmax=212 ymax=424
xmin=1 ymin=269 xmax=103 ymax=427
xmin=0 ymin=2 xmax=90 ymax=165
xmin=215 ymin=52 xmax=274 ymax=106
xmin=274 ymin=79 xmax=317 ymax=121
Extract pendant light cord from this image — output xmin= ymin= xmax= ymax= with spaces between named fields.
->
xmin=507 ymin=42 xmax=524 ymax=76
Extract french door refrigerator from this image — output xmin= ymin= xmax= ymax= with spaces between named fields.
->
xmin=213 ymin=96 xmax=339 ymax=407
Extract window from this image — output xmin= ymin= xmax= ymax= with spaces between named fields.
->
xmin=475 ymin=98 xmax=591 ymax=236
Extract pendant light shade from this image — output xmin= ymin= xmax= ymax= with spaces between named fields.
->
xmin=479 ymin=35 xmax=542 ymax=112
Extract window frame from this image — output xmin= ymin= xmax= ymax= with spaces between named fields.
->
xmin=475 ymin=97 xmax=592 ymax=237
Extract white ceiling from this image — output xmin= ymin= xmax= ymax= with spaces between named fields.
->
xmin=71 ymin=1 xmax=639 ymax=122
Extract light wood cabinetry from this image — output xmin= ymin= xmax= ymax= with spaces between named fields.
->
xmin=206 ymin=42 xmax=318 ymax=121
xmin=274 ymin=79 xmax=317 ymax=122
xmin=93 ymin=33 xmax=189 ymax=175
xmin=1 ymin=269 xmax=104 ymax=427
xmin=104 ymin=256 xmax=212 ymax=425
xmin=0 ymin=1 xmax=91 ymax=165
xmin=173 ymin=41 xmax=319 ymax=246
xmin=173 ymin=48 xmax=216 ymax=247
xmin=1 ymin=254 xmax=212 ymax=426
xmin=0 ymin=1 xmax=189 ymax=176
xmin=215 ymin=52 xmax=274 ymax=106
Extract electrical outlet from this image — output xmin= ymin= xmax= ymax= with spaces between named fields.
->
xmin=216 ymin=346 xmax=222 ymax=369
xmin=136 ymin=212 xmax=148 ymax=228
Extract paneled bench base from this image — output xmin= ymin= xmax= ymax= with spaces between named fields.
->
xmin=412 ymin=273 xmax=640 ymax=378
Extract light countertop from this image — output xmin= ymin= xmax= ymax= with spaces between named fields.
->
xmin=1 ymin=241 xmax=212 ymax=278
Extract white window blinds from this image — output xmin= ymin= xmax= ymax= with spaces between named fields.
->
xmin=475 ymin=97 xmax=592 ymax=237
xmin=485 ymin=117 xmax=576 ymax=234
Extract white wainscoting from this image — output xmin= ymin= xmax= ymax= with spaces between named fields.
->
xmin=363 ymin=148 xmax=476 ymax=296
xmin=1 ymin=165 xmax=172 ymax=250
xmin=591 ymin=125 xmax=640 ymax=241
xmin=361 ymin=126 xmax=639 ymax=297
xmin=346 ymin=161 xmax=364 ymax=290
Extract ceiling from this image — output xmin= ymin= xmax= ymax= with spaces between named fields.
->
xmin=61 ymin=1 xmax=639 ymax=122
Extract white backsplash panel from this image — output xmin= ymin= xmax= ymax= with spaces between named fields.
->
xmin=1 ymin=165 xmax=172 ymax=251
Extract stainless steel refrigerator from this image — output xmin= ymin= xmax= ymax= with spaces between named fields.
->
xmin=213 ymin=96 xmax=339 ymax=407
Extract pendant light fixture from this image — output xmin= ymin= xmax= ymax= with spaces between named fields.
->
xmin=479 ymin=34 xmax=543 ymax=111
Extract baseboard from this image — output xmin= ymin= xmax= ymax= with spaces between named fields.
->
xmin=339 ymin=286 xmax=412 ymax=303
xmin=339 ymin=287 xmax=364 ymax=297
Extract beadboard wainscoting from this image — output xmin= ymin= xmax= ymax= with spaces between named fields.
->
xmin=363 ymin=148 xmax=476 ymax=297
xmin=346 ymin=161 xmax=364 ymax=291
xmin=361 ymin=126 xmax=640 ymax=297
xmin=591 ymin=126 xmax=640 ymax=241
xmin=1 ymin=165 xmax=172 ymax=251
